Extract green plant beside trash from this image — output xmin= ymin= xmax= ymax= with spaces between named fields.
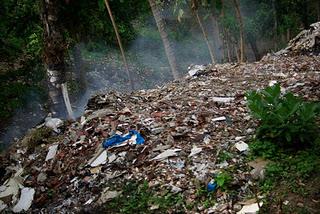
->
xmin=215 ymin=172 xmax=232 ymax=191
xmin=246 ymin=84 xmax=320 ymax=211
xmin=246 ymin=83 xmax=320 ymax=149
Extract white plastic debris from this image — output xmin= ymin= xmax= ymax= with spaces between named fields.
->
xmin=235 ymin=141 xmax=249 ymax=152
xmin=171 ymin=185 xmax=182 ymax=193
xmin=268 ymin=80 xmax=278 ymax=86
xmin=108 ymin=153 xmax=117 ymax=163
xmin=189 ymin=146 xmax=202 ymax=157
xmin=212 ymin=97 xmax=235 ymax=103
xmin=203 ymin=135 xmax=211 ymax=144
xmin=237 ymin=202 xmax=262 ymax=214
xmin=45 ymin=144 xmax=58 ymax=161
xmin=12 ymin=187 xmax=35 ymax=213
xmin=99 ymin=190 xmax=121 ymax=204
xmin=0 ymin=200 xmax=7 ymax=211
xmin=0 ymin=169 xmax=24 ymax=203
xmin=84 ymin=198 xmax=94 ymax=205
xmin=90 ymin=150 xmax=107 ymax=167
xmin=212 ymin=116 xmax=227 ymax=122
xmin=45 ymin=117 xmax=63 ymax=132
xmin=151 ymin=149 xmax=181 ymax=161
xmin=188 ymin=65 xmax=206 ymax=76
xmin=216 ymin=160 xmax=229 ymax=168
xmin=235 ymin=136 xmax=245 ymax=141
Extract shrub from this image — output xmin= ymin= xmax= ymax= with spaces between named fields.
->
xmin=246 ymin=84 xmax=320 ymax=148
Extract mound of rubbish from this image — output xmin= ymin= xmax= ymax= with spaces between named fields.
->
xmin=276 ymin=22 xmax=320 ymax=56
xmin=0 ymin=53 xmax=319 ymax=213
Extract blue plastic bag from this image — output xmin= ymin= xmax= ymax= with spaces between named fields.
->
xmin=102 ymin=130 xmax=145 ymax=149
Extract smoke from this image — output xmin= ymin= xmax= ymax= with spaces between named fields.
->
xmin=1 ymin=2 xmax=268 ymax=146
xmin=0 ymin=91 xmax=46 ymax=146
xmin=68 ymin=6 xmax=227 ymax=118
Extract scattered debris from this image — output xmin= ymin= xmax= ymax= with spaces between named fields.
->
xmin=89 ymin=150 xmax=107 ymax=167
xmin=276 ymin=21 xmax=320 ymax=56
xmin=212 ymin=97 xmax=235 ymax=103
xmin=237 ymin=202 xmax=262 ymax=214
xmin=98 ymin=190 xmax=121 ymax=204
xmin=207 ymin=181 xmax=217 ymax=192
xmin=151 ymin=149 xmax=181 ymax=161
xmin=12 ymin=187 xmax=35 ymax=213
xmin=0 ymin=200 xmax=7 ymax=212
xmin=102 ymin=130 xmax=144 ymax=148
xmin=212 ymin=116 xmax=227 ymax=122
xmin=248 ymin=158 xmax=270 ymax=180
xmin=235 ymin=141 xmax=249 ymax=152
xmin=45 ymin=144 xmax=59 ymax=161
xmin=44 ymin=117 xmax=63 ymax=133
xmin=188 ymin=65 xmax=206 ymax=76
xmin=189 ymin=146 xmax=202 ymax=157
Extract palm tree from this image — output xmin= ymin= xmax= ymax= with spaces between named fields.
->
xmin=148 ymin=0 xmax=180 ymax=80
xmin=232 ymin=0 xmax=245 ymax=63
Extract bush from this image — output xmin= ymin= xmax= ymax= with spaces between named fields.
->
xmin=246 ymin=84 xmax=320 ymax=148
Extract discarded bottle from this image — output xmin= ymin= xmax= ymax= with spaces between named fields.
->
xmin=207 ymin=181 xmax=217 ymax=192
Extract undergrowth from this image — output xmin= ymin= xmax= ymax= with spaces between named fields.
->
xmin=102 ymin=181 xmax=184 ymax=213
xmin=246 ymin=84 xmax=320 ymax=212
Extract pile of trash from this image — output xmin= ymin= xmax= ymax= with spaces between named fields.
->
xmin=0 ymin=53 xmax=319 ymax=213
xmin=276 ymin=22 xmax=320 ymax=56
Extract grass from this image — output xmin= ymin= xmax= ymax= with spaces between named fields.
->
xmin=249 ymin=139 xmax=320 ymax=213
xmin=97 ymin=181 xmax=185 ymax=213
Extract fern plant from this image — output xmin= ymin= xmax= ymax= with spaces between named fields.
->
xmin=246 ymin=84 xmax=320 ymax=148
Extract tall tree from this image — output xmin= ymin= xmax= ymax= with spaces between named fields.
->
xmin=148 ymin=0 xmax=180 ymax=80
xmin=41 ymin=0 xmax=68 ymax=118
xmin=232 ymin=0 xmax=245 ymax=63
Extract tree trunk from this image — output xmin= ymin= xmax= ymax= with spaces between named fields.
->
xmin=232 ymin=0 xmax=245 ymax=63
xmin=148 ymin=0 xmax=179 ymax=80
xmin=247 ymin=34 xmax=261 ymax=61
xmin=191 ymin=0 xmax=215 ymax=64
xmin=41 ymin=0 xmax=67 ymax=118
xmin=272 ymin=0 xmax=278 ymax=50
xmin=220 ymin=0 xmax=229 ymax=62
xmin=72 ymin=44 xmax=87 ymax=92
xmin=104 ymin=0 xmax=134 ymax=90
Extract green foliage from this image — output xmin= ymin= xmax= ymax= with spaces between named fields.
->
xmin=218 ymin=151 xmax=232 ymax=162
xmin=246 ymin=84 xmax=320 ymax=148
xmin=103 ymin=181 xmax=184 ymax=213
xmin=0 ymin=0 xmax=42 ymax=59
xmin=259 ymin=147 xmax=320 ymax=193
xmin=215 ymin=172 xmax=232 ymax=191
xmin=249 ymin=140 xmax=279 ymax=159
xmin=0 ymin=60 xmax=46 ymax=120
